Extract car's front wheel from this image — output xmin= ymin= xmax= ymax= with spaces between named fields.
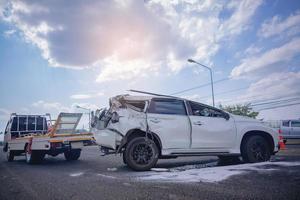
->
xmin=242 ymin=135 xmax=271 ymax=163
xmin=124 ymin=137 xmax=159 ymax=171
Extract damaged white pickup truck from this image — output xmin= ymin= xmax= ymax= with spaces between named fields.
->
xmin=92 ymin=94 xmax=279 ymax=171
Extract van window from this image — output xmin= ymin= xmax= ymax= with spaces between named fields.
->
xmin=148 ymin=99 xmax=187 ymax=115
xmin=291 ymin=121 xmax=300 ymax=127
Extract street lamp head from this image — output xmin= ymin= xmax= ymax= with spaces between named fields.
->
xmin=187 ymin=59 xmax=196 ymax=63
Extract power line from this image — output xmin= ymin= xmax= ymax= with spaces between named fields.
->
xmin=170 ymin=77 xmax=230 ymax=95
xmin=257 ymin=102 xmax=300 ymax=111
xmin=196 ymin=86 xmax=249 ymax=100
xmin=251 ymin=97 xmax=300 ymax=107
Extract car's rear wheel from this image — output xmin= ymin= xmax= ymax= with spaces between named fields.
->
xmin=124 ymin=137 xmax=159 ymax=171
xmin=242 ymin=135 xmax=271 ymax=163
xmin=6 ymin=148 xmax=14 ymax=162
xmin=64 ymin=149 xmax=81 ymax=161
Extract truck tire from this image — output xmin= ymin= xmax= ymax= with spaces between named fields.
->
xmin=124 ymin=137 xmax=159 ymax=171
xmin=25 ymin=150 xmax=45 ymax=164
xmin=122 ymin=152 xmax=127 ymax=165
xmin=241 ymin=135 xmax=271 ymax=163
xmin=6 ymin=148 xmax=14 ymax=162
xmin=64 ymin=149 xmax=81 ymax=161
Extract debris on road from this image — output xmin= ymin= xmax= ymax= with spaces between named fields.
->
xmin=70 ymin=172 xmax=84 ymax=177
xmin=138 ymin=161 xmax=300 ymax=183
xmin=107 ymin=167 xmax=118 ymax=172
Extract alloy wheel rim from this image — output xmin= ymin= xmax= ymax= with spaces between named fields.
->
xmin=132 ymin=143 xmax=154 ymax=165
xmin=250 ymin=141 xmax=267 ymax=161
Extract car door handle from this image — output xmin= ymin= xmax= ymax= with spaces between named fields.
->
xmin=150 ymin=119 xmax=160 ymax=123
xmin=193 ymin=121 xmax=203 ymax=125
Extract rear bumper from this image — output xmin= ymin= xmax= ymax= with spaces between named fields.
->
xmin=93 ymin=129 xmax=120 ymax=150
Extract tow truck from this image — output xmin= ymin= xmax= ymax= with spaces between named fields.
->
xmin=3 ymin=112 xmax=95 ymax=164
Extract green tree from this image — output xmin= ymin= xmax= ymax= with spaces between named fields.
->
xmin=219 ymin=104 xmax=259 ymax=119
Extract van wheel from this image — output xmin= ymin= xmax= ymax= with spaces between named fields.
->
xmin=124 ymin=137 xmax=159 ymax=171
xmin=242 ymin=135 xmax=271 ymax=163
xmin=6 ymin=149 xmax=14 ymax=162
xmin=64 ymin=149 xmax=81 ymax=161
xmin=26 ymin=150 xmax=45 ymax=164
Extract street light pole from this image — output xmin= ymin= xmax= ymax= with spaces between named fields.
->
xmin=76 ymin=105 xmax=91 ymax=130
xmin=187 ymin=59 xmax=215 ymax=107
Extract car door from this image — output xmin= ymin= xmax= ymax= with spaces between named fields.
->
xmin=188 ymin=101 xmax=236 ymax=149
xmin=147 ymin=98 xmax=191 ymax=149
xmin=290 ymin=120 xmax=300 ymax=138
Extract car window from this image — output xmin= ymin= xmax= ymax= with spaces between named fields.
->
xmin=189 ymin=101 xmax=224 ymax=118
xmin=282 ymin=121 xmax=290 ymax=127
xmin=148 ymin=99 xmax=187 ymax=115
xmin=291 ymin=121 xmax=300 ymax=127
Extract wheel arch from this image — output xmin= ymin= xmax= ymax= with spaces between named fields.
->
xmin=240 ymin=130 xmax=275 ymax=153
xmin=121 ymin=129 xmax=162 ymax=154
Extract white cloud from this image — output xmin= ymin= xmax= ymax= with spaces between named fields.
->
xmin=0 ymin=108 xmax=11 ymax=120
xmin=32 ymin=100 xmax=71 ymax=112
xmin=258 ymin=10 xmax=300 ymax=38
xmin=231 ymin=37 xmax=300 ymax=78
xmin=70 ymin=92 xmax=104 ymax=99
xmin=219 ymin=0 xmax=263 ymax=37
xmin=2 ymin=0 xmax=262 ymax=82
xmin=241 ymin=72 xmax=300 ymax=101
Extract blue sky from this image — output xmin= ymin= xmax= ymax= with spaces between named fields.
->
xmin=0 ymin=0 xmax=300 ymax=136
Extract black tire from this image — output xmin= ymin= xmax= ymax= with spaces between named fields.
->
xmin=6 ymin=149 xmax=14 ymax=162
xmin=122 ymin=152 xmax=127 ymax=165
xmin=241 ymin=135 xmax=271 ymax=163
xmin=64 ymin=149 xmax=81 ymax=161
xmin=26 ymin=150 xmax=45 ymax=164
xmin=124 ymin=137 xmax=159 ymax=171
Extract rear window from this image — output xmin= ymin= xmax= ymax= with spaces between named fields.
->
xmin=291 ymin=121 xmax=300 ymax=127
xmin=148 ymin=99 xmax=187 ymax=115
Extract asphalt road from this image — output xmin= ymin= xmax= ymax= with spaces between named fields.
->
xmin=1 ymin=142 xmax=300 ymax=200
